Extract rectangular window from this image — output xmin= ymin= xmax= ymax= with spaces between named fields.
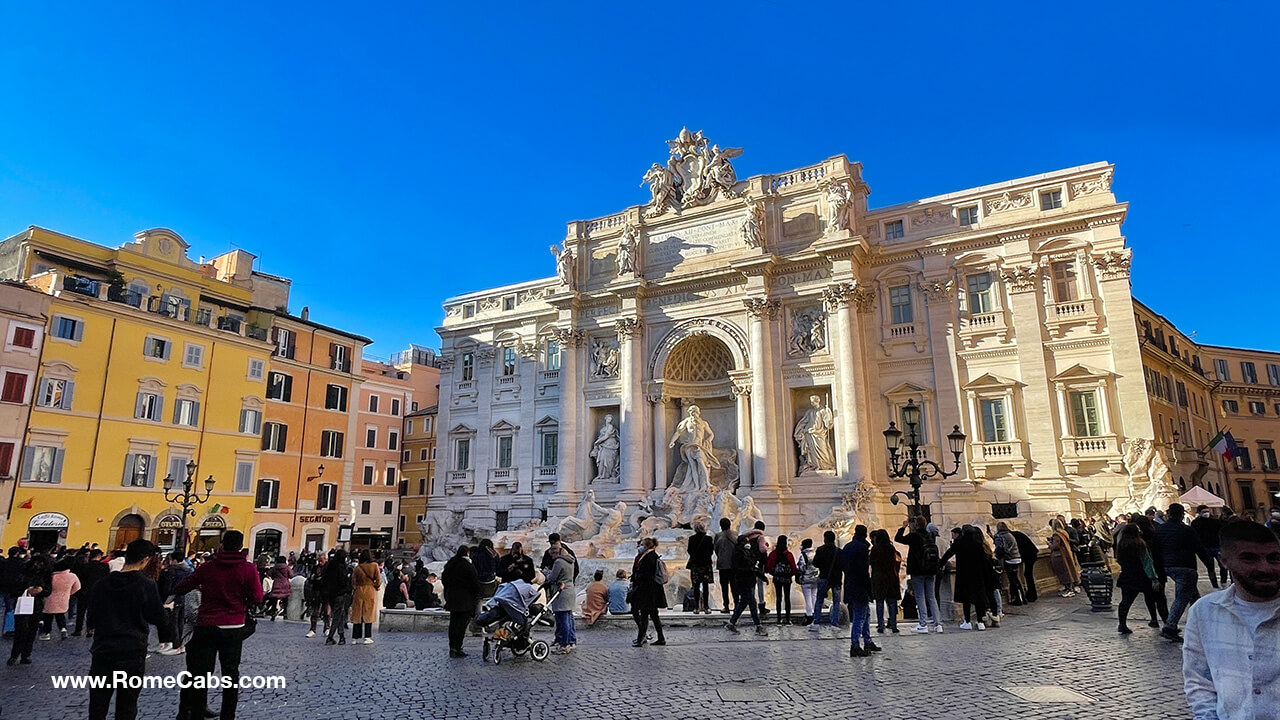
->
xmin=546 ymin=340 xmax=561 ymax=371
xmin=406 ymin=420 xmax=414 ymax=435
xmin=360 ymin=500 xmax=371 ymax=515
xmin=456 ymin=438 xmax=471 ymax=471
xmin=1249 ymin=401 xmax=1266 ymax=415
xmin=36 ymin=378 xmax=74 ymax=410
xmin=317 ymin=483 xmax=337 ymax=511
xmin=319 ymin=430 xmax=344 ymax=458
xmin=134 ymin=392 xmax=163 ymax=421
xmin=183 ymin=343 xmax=204 ymax=369
xmin=1040 ymin=189 xmax=1063 ymax=210
xmin=266 ymin=372 xmax=292 ymax=401
xmin=363 ymin=465 xmax=375 ymax=485
xmin=144 ymin=336 xmax=170 ymax=360
xmin=1214 ymin=359 xmax=1230 ymax=381
xmin=424 ymin=417 xmax=433 ymax=433
xmin=329 ymin=343 xmax=351 ymax=372
xmin=889 ymin=285 xmax=913 ymax=325
xmin=463 ymin=304 xmax=475 ymax=319
xmin=122 ymin=453 xmax=156 ymax=487
xmin=366 ymin=428 xmax=377 ymax=448
xmin=0 ymin=441 xmax=14 ymax=478
xmin=11 ymin=326 xmax=36 ymax=348
xmin=21 ymin=446 xmax=64 ymax=483
xmin=1222 ymin=399 xmax=1239 ymax=415
xmin=1239 ymin=482 xmax=1257 ymax=510
xmin=502 ymin=347 xmax=517 ymax=376
xmin=391 ymin=398 xmax=401 ymax=416
xmin=384 ymin=500 xmax=393 ymax=515
xmin=239 ymin=408 xmax=262 ymax=434
xmin=542 ymin=432 xmax=559 ymax=466
xmin=959 ymin=205 xmax=979 ymax=226
xmin=980 ymin=399 xmax=1008 ymax=443
xmin=1051 ymin=261 xmax=1077 ymax=302
xmin=1261 ymin=447 xmax=1278 ymax=472
xmin=399 ymin=515 xmax=406 ymax=532
xmin=273 ymin=328 xmax=295 ymax=359
xmin=1069 ymin=390 xmax=1102 ymax=437
xmin=497 ymin=436 xmax=513 ymax=468
xmin=389 ymin=431 xmax=399 ymax=450
xmin=1241 ymin=362 xmax=1258 ymax=384
xmin=234 ymin=461 xmax=253 ymax=493
xmin=166 ymin=456 xmax=188 ymax=487
xmin=368 ymin=395 xmax=379 ymax=413
xmin=1267 ymin=364 xmax=1280 ymax=386
xmin=503 ymin=295 xmax=516 ymax=311
xmin=325 ymin=384 xmax=348 ymax=411
xmin=1 ymin=372 xmax=28 ymax=404
xmin=255 ymin=479 xmax=279 ymax=509
xmin=1236 ymin=447 xmax=1254 ymax=472
xmin=385 ymin=467 xmax=396 ymax=486
xmin=173 ymin=399 xmax=200 ymax=427
xmin=461 ymin=353 xmax=474 ymax=381
xmin=1176 ymin=381 xmax=1188 ymax=407
xmin=402 ymin=449 xmax=410 ymax=462
xmin=248 ymin=358 xmax=266 ymax=381
xmin=420 ymin=448 xmax=429 ymax=461
xmin=966 ymin=273 xmax=993 ymax=314
xmin=51 ymin=316 xmax=83 ymax=341
xmin=884 ymin=219 xmax=904 ymax=239
xmin=495 ymin=511 xmax=509 ymax=532
xmin=262 ymin=422 xmax=288 ymax=452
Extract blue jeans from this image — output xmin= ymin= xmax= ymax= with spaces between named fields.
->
xmin=3 ymin=594 xmax=16 ymax=634
xmin=850 ymin=601 xmax=870 ymax=646
xmin=1164 ymin=566 xmax=1200 ymax=630
xmin=814 ymin=580 xmax=842 ymax=626
xmin=729 ymin=576 xmax=761 ymax=627
xmin=875 ymin=598 xmax=898 ymax=630
xmin=910 ymin=575 xmax=939 ymax=627
xmin=554 ymin=610 xmax=576 ymax=646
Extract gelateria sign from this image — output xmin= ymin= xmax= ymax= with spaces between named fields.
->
xmin=157 ymin=514 xmax=184 ymax=530
xmin=28 ymin=512 xmax=69 ymax=529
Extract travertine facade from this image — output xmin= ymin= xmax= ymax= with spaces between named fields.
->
xmin=434 ymin=133 xmax=1159 ymax=536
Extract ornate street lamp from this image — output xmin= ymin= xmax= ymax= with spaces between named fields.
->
xmin=162 ymin=459 xmax=215 ymax=555
xmin=885 ymin=399 xmax=966 ymax=516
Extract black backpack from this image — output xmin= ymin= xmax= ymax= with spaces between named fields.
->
xmin=918 ymin=535 xmax=940 ymax=575
xmin=732 ymin=534 xmax=763 ymax=573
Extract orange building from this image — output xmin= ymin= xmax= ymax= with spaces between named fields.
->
xmin=397 ymin=404 xmax=437 ymax=547
xmin=251 ymin=308 xmax=368 ymax=557
xmin=349 ymin=358 xmax=413 ymax=552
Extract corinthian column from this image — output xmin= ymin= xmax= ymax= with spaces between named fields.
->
xmin=616 ymin=317 xmax=647 ymax=500
xmin=550 ymin=327 xmax=583 ymax=514
xmin=823 ymin=282 xmax=865 ymax=482
xmin=731 ymin=379 xmax=754 ymax=490
xmin=744 ymin=297 xmax=780 ymax=490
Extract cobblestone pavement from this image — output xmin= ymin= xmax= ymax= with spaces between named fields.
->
xmin=1 ymin=588 xmax=1200 ymax=720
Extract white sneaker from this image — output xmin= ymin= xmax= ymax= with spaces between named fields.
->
xmin=959 ymin=622 xmax=973 ymax=630
xmin=305 ymin=631 xmax=316 ymax=638
xmin=156 ymin=642 xmax=172 ymax=653
xmin=363 ymin=638 xmax=373 ymax=645
xmin=911 ymin=624 xmax=930 ymax=634
xmin=158 ymin=644 xmax=184 ymax=656
xmin=934 ymin=624 xmax=944 ymax=633
xmin=976 ymin=622 xmax=986 ymax=631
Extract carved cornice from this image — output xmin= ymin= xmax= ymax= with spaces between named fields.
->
xmin=1071 ymin=170 xmax=1113 ymax=197
xmin=999 ymin=265 xmax=1042 ymax=293
xmin=743 ymin=296 xmax=781 ymax=320
xmin=986 ymin=191 xmax=1033 ymax=214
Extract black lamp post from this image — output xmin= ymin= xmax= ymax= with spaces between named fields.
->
xmin=884 ymin=399 xmax=966 ymax=516
xmin=162 ymin=459 xmax=215 ymax=555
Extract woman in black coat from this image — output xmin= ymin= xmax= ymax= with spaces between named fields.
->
xmin=939 ymin=526 xmax=989 ymax=629
xmin=320 ymin=549 xmax=352 ymax=645
xmin=441 ymin=545 xmax=480 ymax=658
xmin=8 ymin=553 xmax=52 ymax=665
xmin=630 ymin=537 xmax=667 ymax=647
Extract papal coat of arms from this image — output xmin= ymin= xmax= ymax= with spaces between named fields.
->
xmin=642 ymin=128 xmax=743 ymax=217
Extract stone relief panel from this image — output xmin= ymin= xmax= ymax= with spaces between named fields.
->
xmin=787 ymin=305 xmax=828 ymax=357
xmin=589 ymin=335 xmax=620 ymax=380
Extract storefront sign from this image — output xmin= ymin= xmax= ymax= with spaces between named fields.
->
xmin=28 ymin=512 xmax=68 ymax=529
xmin=337 ymin=525 xmax=353 ymax=542
xmin=200 ymin=515 xmax=227 ymax=529
xmin=297 ymin=515 xmax=335 ymax=524
xmin=157 ymin=514 xmax=184 ymax=530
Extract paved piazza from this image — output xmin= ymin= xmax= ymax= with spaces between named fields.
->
xmin=3 ymin=590 xmax=1200 ymax=720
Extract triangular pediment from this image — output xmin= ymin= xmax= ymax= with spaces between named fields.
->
xmin=962 ymin=372 xmax=1022 ymax=391
xmin=490 ymin=419 xmax=520 ymax=432
xmin=449 ymin=423 xmax=475 ymax=435
xmin=534 ymin=415 xmax=559 ymax=428
xmin=883 ymin=381 xmax=934 ymax=399
xmin=1050 ymin=363 xmax=1115 ymax=382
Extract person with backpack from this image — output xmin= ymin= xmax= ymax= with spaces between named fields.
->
xmin=712 ymin=518 xmax=737 ymax=613
xmin=895 ymin=517 xmax=942 ymax=633
xmin=321 ymin=549 xmax=352 ymax=645
xmin=795 ymin=538 xmax=820 ymax=626
xmin=545 ymin=544 xmax=577 ymax=653
xmin=765 ymin=535 xmax=796 ymax=624
xmin=1010 ymin=527 xmax=1040 ymax=602
xmin=992 ymin=522 xmax=1024 ymax=605
xmin=630 ymin=537 xmax=667 ymax=647
xmin=725 ymin=526 xmax=768 ymax=636
xmin=686 ymin=524 xmax=714 ymax=614
xmin=810 ymin=530 xmax=844 ymax=632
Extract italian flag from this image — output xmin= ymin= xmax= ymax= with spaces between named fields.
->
xmin=1208 ymin=430 xmax=1239 ymax=461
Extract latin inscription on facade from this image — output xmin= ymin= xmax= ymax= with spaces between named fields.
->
xmin=645 ymin=217 xmax=741 ymax=270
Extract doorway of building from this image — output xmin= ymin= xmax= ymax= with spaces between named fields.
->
xmin=304 ymin=532 xmax=325 ymax=553
xmin=113 ymin=514 xmax=146 ymax=550
xmin=254 ymin=529 xmax=282 ymax=560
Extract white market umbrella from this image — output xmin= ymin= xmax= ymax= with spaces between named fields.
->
xmin=1179 ymin=485 xmax=1226 ymax=508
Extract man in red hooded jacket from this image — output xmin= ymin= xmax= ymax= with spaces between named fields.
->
xmin=172 ymin=530 xmax=262 ymax=720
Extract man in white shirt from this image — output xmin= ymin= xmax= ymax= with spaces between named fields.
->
xmin=1183 ymin=521 xmax=1280 ymax=719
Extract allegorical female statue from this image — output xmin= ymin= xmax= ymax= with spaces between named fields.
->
xmin=589 ymin=414 xmax=620 ymax=482
xmin=794 ymin=394 xmax=836 ymax=474
xmin=668 ymin=405 xmax=719 ymax=492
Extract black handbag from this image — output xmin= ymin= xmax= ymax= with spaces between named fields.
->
xmin=242 ymin=612 xmax=257 ymax=638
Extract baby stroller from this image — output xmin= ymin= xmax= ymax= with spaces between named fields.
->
xmin=479 ymin=581 xmax=560 ymax=665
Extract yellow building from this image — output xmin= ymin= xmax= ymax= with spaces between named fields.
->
xmin=1200 ymin=344 xmax=1280 ymax=516
xmin=397 ymin=404 xmax=437 ymax=547
xmin=0 ymin=227 xmax=273 ymax=552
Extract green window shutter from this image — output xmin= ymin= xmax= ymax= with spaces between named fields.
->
xmin=20 ymin=447 xmax=36 ymax=481
xmin=61 ymin=381 xmax=75 ymax=410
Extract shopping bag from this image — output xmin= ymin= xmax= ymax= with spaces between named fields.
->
xmin=15 ymin=594 xmax=35 ymax=616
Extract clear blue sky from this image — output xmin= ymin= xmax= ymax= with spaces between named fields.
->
xmin=2 ymin=2 xmax=1276 ymax=356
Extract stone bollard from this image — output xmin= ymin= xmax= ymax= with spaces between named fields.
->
xmin=287 ymin=575 xmax=307 ymax=620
